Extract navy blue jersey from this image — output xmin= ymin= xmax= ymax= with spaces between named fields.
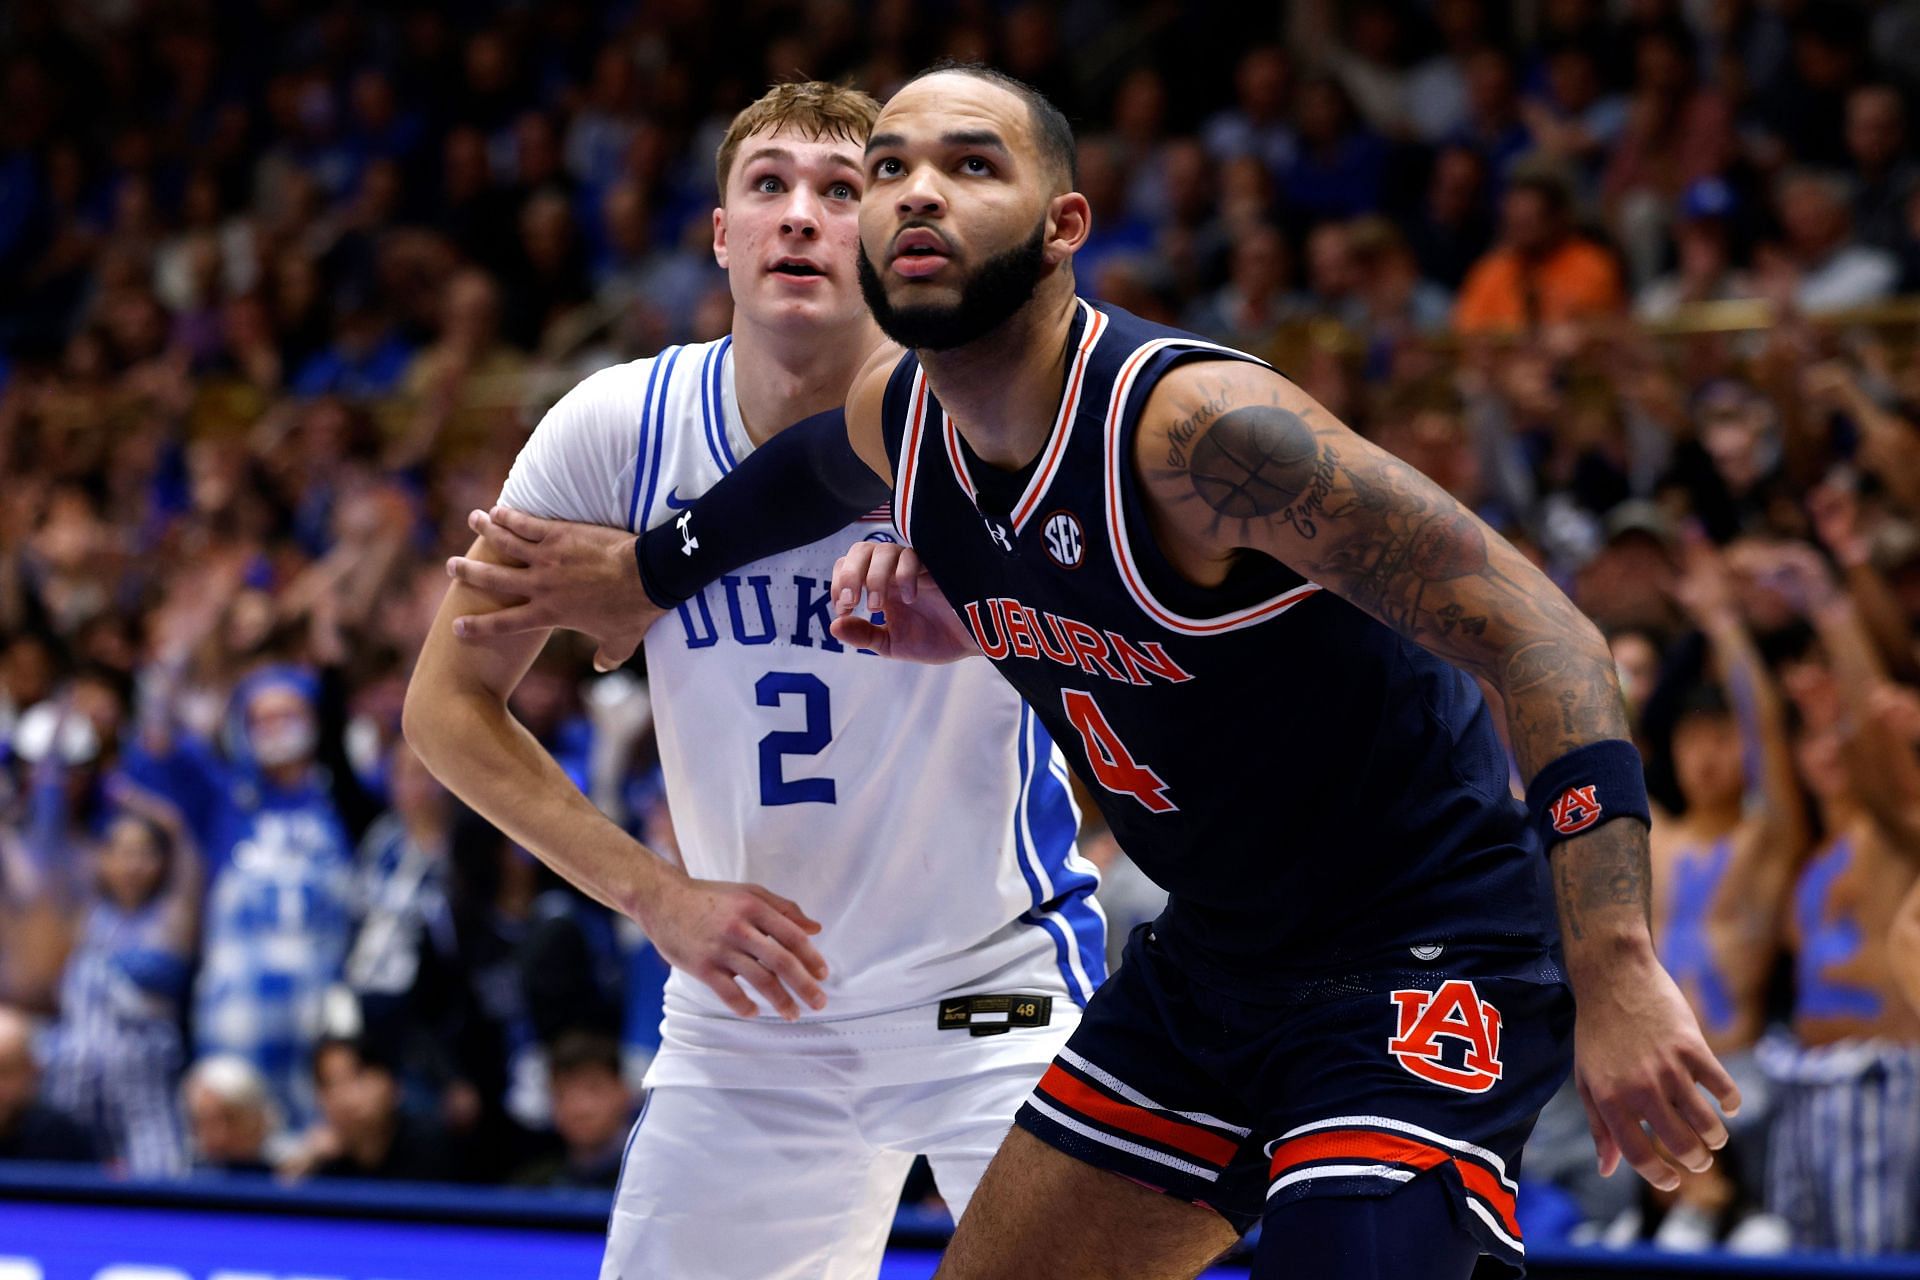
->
xmin=881 ymin=299 xmax=1558 ymax=982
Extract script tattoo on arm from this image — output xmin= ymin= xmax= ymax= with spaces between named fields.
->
xmin=1143 ymin=368 xmax=1647 ymax=943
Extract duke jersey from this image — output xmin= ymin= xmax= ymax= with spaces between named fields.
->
xmin=882 ymin=301 xmax=1559 ymax=986
xmin=500 ymin=337 xmax=1106 ymax=1082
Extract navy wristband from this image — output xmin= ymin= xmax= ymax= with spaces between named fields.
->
xmin=631 ymin=407 xmax=887 ymax=610
xmin=1524 ymin=740 xmax=1651 ymax=850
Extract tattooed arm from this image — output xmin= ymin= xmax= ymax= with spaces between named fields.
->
xmin=1136 ymin=358 xmax=1738 ymax=1191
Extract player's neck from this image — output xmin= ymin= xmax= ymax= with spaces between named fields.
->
xmin=730 ymin=313 xmax=881 ymax=447
xmin=917 ymin=283 xmax=1079 ymax=472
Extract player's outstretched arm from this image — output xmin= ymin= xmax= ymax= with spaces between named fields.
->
xmin=406 ymin=539 xmax=830 ymax=1020
xmin=1133 ymin=358 xmax=1739 ymax=1193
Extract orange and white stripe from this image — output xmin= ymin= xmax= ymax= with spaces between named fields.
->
xmin=1026 ymin=1047 xmax=1251 ymax=1183
xmin=939 ymin=299 xmax=1110 ymax=531
xmin=892 ymin=368 xmax=932 ymax=546
xmin=1101 ymin=338 xmax=1321 ymax=636
xmin=1264 ymin=1114 xmax=1523 ymax=1256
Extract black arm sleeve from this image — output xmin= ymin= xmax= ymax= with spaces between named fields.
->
xmin=634 ymin=407 xmax=889 ymax=608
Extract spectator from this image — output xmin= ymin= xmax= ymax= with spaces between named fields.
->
xmin=394 ymin=268 xmax=527 ymax=468
xmin=1447 ymin=49 xmax=1533 ymax=182
xmin=181 ymin=1054 xmax=281 ymax=1174
xmin=1844 ymin=84 xmax=1919 ymax=255
xmin=1408 ymin=144 xmax=1495 ymax=291
xmin=301 ymin=1033 xmax=459 ymax=1182
xmin=1601 ymin=25 xmax=1737 ymax=287
xmin=0 ymin=1003 xmax=94 ymax=1162
xmin=1200 ymin=46 xmax=1296 ymax=175
xmin=1769 ymin=169 xmax=1900 ymax=314
xmin=1748 ymin=542 xmax=1920 ymax=1255
xmin=1405 ymin=0 xmax=1494 ymax=144
xmin=1280 ymin=76 xmax=1387 ymax=225
xmin=1635 ymin=179 xmax=1760 ymax=322
xmin=127 ymin=664 xmax=359 ymax=1128
xmin=40 ymin=786 xmax=202 ymax=1176
xmin=1454 ymin=165 xmax=1625 ymax=332
xmin=1181 ymin=223 xmax=1307 ymax=353
xmin=1624 ymin=534 xmax=1804 ymax=1247
xmin=499 ymin=190 xmax=591 ymax=352
xmin=1345 ymin=215 xmax=1453 ymax=338
xmin=1521 ymin=43 xmax=1628 ymax=201
xmin=512 ymin=1031 xmax=633 ymax=1189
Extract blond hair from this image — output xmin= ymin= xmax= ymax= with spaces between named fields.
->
xmin=715 ymin=80 xmax=881 ymax=201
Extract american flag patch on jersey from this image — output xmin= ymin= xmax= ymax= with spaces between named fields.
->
xmin=859 ymin=501 xmax=894 ymax=524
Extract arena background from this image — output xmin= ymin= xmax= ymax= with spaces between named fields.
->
xmin=6 ymin=0 xmax=1920 ymax=1276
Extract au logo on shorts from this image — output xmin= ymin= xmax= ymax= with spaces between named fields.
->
xmin=1042 ymin=510 xmax=1085 ymax=568
xmin=1387 ymin=980 xmax=1504 ymax=1093
xmin=1550 ymin=784 xmax=1603 ymax=836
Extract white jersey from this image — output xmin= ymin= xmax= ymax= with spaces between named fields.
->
xmin=500 ymin=337 xmax=1106 ymax=1086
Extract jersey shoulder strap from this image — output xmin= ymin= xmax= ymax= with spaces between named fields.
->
xmin=877 ymin=350 xmax=924 ymax=475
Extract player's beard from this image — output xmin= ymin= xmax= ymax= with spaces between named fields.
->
xmin=858 ymin=218 xmax=1048 ymax=352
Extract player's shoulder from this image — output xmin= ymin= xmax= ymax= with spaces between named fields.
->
xmin=847 ymin=340 xmax=908 ymax=484
xmin=1133 ymin=346 xmax=1300 ymax=454
xmin=556 ymin=338 xmax=726 ymax=418
xmin=533 ymin=356 xmax=653 ymax=442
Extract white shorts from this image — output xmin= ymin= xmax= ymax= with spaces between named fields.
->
xmin=599 ymin=1058 xmax=1049 ymax=1280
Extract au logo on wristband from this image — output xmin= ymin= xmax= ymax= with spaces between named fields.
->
xmin=1550 ymin=784 xmax=1603 ymax=835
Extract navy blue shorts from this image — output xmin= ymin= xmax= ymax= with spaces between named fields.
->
xmin=1014 ymin=924 xmax=1574 ymax=1272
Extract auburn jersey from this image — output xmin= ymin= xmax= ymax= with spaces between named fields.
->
xmin=881 ymin=300 xmax=1559 ymax=983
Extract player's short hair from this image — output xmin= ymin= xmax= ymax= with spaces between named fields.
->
xmin=715 ymin=80 xmax=882 ymax=200
xmin=905 ymin=61 xmax=1078 ymax=191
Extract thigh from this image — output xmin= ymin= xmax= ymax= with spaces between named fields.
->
xmin=1253 ymin=1169 xmax=1480 ymax=1280
xmin=934 ymin=1125 xmax=1238 ymax=1280
xmin=601 ymin=1085 xmax=912 ymax=1280
xmin=867 ymin=1059 xmax=1053 ymax=1221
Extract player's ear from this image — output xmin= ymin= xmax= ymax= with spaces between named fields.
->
xmin=1044 ymin=191 xmax=1092 ymax=266
xmin=712 ymin=206 xmax=730 ymax=269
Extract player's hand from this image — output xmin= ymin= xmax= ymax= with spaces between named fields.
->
xmin=447 ymin=506 xmax=662 ymax=670
xmin=1571 ymin=947 xmax=1741 ymax=1192
xmin=827 ymin=540 xmax=978 ymax=663
xmin=642 ymin=869 xmax=831 ymax=1021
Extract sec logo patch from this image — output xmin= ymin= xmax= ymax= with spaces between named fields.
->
xmin=1042 ymin=510 xmax=1085 ymax=569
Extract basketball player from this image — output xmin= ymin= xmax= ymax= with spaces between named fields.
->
xmin=452 ymin=65 xmax=1737 ymax=1279
xmin=407 ymin=82 xmax=1105 ymax=1280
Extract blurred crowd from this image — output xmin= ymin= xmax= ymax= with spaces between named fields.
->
xmin=4 ymin=0 xmax=1920 ymax=1257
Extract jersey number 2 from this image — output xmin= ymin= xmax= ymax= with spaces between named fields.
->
xmin=1061 ymin=689 xmax=1176 ymax=813
xmin=757 ymin=672 xmax=836 ymax=806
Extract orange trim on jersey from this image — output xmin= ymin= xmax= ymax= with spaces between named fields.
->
xmin=1035 ymin=1065 xmax=1241 ymax=1167
xmin=894 ymin=370 xmax=930 ymax=545
xmin=1267 ymin=1129 xmax=1520 ymax=1240
xmin=1100 ymin=339 xmax=1322 ymax=636
xmin=1009 ymin=304 xmax=1108 ymax=531
xmin=942 ymin=407 xmax=975 ymax=500
xmin=939 ymin=302 xmax=1109 ymax=533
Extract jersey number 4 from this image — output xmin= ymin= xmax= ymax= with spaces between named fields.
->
xmin=757 ymin=672 xmax=836 ymax=806
xmin=1061 ymin=689 xmax=1176 ymax=814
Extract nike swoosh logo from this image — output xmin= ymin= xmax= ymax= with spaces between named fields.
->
xmin=664 ymin=488 xmax=695 ymax=510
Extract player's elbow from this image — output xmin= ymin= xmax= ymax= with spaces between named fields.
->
xmin=400 ymin=669 xmax=450 ymax=772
